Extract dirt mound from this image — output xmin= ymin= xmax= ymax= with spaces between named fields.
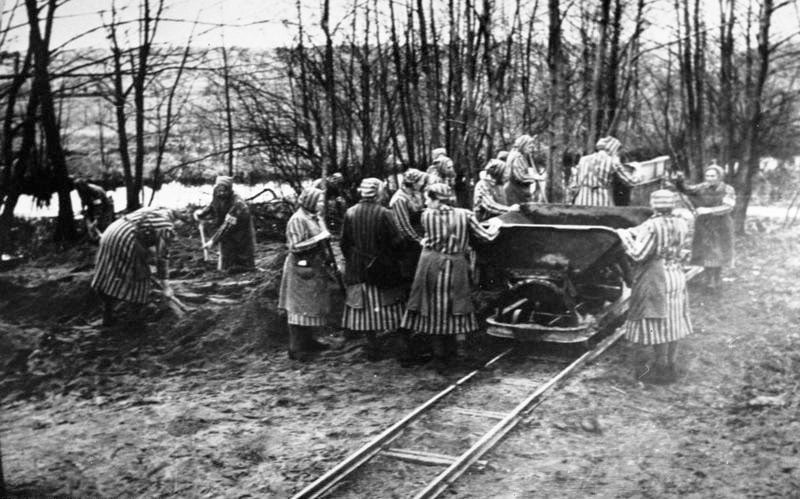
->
xmin=0 ymin=240 xmax=293 ymax=403
xmin=0 ymin=273 xmax=101 ymax=323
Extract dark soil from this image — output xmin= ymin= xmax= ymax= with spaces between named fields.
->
xmin=0 ymin=213 xmax=798 ymax=497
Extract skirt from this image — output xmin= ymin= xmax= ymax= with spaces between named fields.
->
xmin=278 ymin=251 xmax=331 ymax=326
xmin=625 ymin=263 xmax=692 ymax=345
xmin=401 ymin=255 xmax=479 ymax=336
xmin=342 ymin=283 xmax=405 ymax=332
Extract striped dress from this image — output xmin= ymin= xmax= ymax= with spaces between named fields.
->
xmin=473 ymin=178 xmax=510 ymax=221
xmin=617 ymin=214 xmax=693 ymax=345
xmin=91 ymin=208 xmax=175 ymax=304
xmin=570 ymin=150 xmax=636 ymax=206
xmin=340 ymin=200 xmax=405 ymax=332
xmin=278 ymin=208 xmax=331 ymax=326
xmin=401 ymin=206 xmax=500 ymax=335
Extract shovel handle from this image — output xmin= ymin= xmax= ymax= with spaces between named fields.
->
xmin=198 ymin=223 xmax=210 ymax=261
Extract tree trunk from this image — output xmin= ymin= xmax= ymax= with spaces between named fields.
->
xmin=547 ymin=0 xmax=566 ymax=202
xmin=733 ymin=0 xmax=774 ymax=234
xmin=221 ymin=44 xmax=235 ymax=177
xmin=25 ymin=0 xmax=76 ymax=242
xmin=586 ymin=0 xmax=611 ymax=151
xmin=718 ymin=0 xmax=736 ymax=169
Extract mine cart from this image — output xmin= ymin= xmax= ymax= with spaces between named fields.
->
xmin=475 ymin=205 xmax=654 ymax=344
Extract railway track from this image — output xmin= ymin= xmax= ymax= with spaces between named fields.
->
xmin=292 ymin=266 xmax=703 ymax=499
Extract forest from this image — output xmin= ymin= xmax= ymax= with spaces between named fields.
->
xmin=1 ymin=0 xmax=799 ymax=250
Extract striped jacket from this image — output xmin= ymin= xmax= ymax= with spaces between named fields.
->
xmin=91 ymin=208 xmax=174 ymax=304
xmin=340 ymin=200 xmax=400 ymax=285
xmin=570 ymin=150 xmax=636 ymax=206
xmin=421 ymin=205 xmax=499 ymax=255
xmin=389 ymin=188 xmax=424 ymax=243
xmin=473 ymin=178 xmax=510 ymax=221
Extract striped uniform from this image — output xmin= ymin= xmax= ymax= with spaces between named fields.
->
xmin=401 ymin=206 xmax=499 ymax=335
xmin=473 ymin=178 xmax=510 ymax=221
xmin=617 ymin=214 xmax=693 ymax=345
xmin=340 ymin=200 xmax=405 ymax=331
xmin=342 ymin=284 xmax=404 ymax=331
xmin=389 ymin=188 xmax=424 ymax=242
xmin=570 ymin=150 xmax=636 ymax=206
xmin=279 ymin=207 xmax=331 ymax=326
xmin=91 ymin=208 xmax=175 ymax=304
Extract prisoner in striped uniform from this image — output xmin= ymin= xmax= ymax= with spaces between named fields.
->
xmin=278 ymin=187 xmax=333 ymax=360
xmin=616 ymin=189 xmax=693 ymax=384
xmin=402 ymin=183 xmax=501 ymax=366
xmin=91 ymin=207 xmax=176 ymax=325
xmin=341 ymin=178 xmax=406 ymax=359
xmin=504 ymin=134 xmax=546 ymax=205
xmin=570 ymin=136 xmax=638 ymax=206
xmin=390 ymin=168 xmax=427 ymax=287
xmin=194 ymin=176 xmax=256 ymax=271
xmin=474 ymin=159 xmax=516 ymax=222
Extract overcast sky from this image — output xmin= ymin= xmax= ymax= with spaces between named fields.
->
xmin=1 ymin=0 xmax=798 ymax=52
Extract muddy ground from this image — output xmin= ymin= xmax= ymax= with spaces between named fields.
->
xmin=1 ymin=213 xmax=799 ymax=497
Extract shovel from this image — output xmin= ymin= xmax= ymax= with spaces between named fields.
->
xmin=151 ymin=278 xmax=194 ymax=316
xmin=198 ymin=222 xmax=210 ymax=261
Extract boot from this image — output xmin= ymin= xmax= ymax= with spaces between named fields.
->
xmin=398 ymin=330 xmax=431 ymax=367
xmin=644 ymin=345 xmax=671 ymax=384
xmin=631 ymin=346 xmax=651 ymax=382
xmin=713 ymin=268 xmax=723 ymax=291
xmin=706 ymin=267 xmax=721 ymax=292
xmin=426 ymin=336 xmax=447 ymax=371
xmin=306 ymin=327 xmax=331 ymax=352
xmin=288 ymin=326 xmax=314 ymax=361
xmin=442 ymin=336 xmax=458 ymax=365
xmin=666 ymin=341 xmax=681 ymax=380
xmin=364 ymin=331 xmax=381 ymax=361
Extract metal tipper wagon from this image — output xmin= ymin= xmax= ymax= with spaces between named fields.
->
xmin=474 ymin=204 xmax=654 ymax=345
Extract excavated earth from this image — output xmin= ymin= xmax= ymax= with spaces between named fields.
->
xmin=1 ymin=213 xmax=798 ymax=497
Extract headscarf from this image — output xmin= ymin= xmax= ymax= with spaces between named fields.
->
xmin=214 ymin=176 xmax=234 ymax=188
xmin=432 ymin=147 xmax=447 ymax=161
xmin=432 ymin=156 xmax=456 ymax=179
xmin=402 ymin=168 xmax=426 ymax=187
xmin=358 ymin=177 xmax=383 ymax=199
xmin=496 ymin=151 xmax=509 ymax=162
xmin=512 ymin=134 xmax=535 ymax=152
xmin=704 ymin=164 xmax=724 ymax=178
xmin=297 ymin=187 xmax=324 ymax=213
xmin=650 ymin=189 xmax=676 ymax=211
xmin=595 ymin=137 xmax=610 ymax=151
xmin=605 ymin=136 xmax=622 ymax=156
xmin=426 ymin=182 xmax=455 ymax=206
xmin=484 ymin=158 xmax=506 ymax=180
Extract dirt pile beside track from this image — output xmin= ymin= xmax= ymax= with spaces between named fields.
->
xmin=0 ymin=228 xmax=292 ymax=403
